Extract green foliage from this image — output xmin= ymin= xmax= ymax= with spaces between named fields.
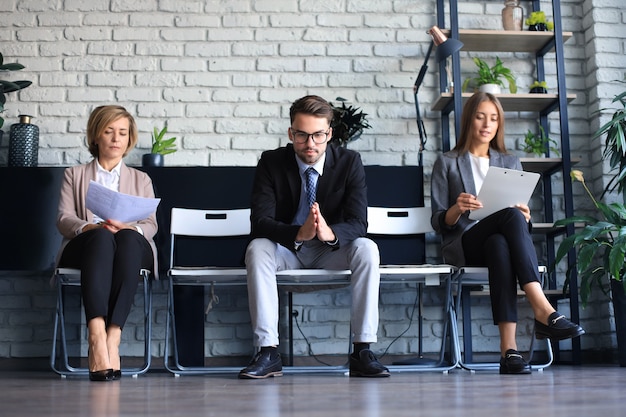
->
xmin=151 ymin=125 xmax=177 ymax=155
xmin=525 ymin=11 xmax=554 ymax=30
xmin=592 ymin=80 xmax=626 ymax=201
xmin=522 ymin=125 xmax=560 ymax=156
xmin=529 ymin=80 xmax=548 ymax=92
xmin=329 ymin=97 xmax=371 ymax=147
xmin=462 ymin=57 xmax=517 ymax=94
xmin=553 ymin=171 xmax=626 ymax=305
xmin=0 ymin=53 xmax=33 ymax=129
xmin=554 ymin=83 xmax=626 ymax=305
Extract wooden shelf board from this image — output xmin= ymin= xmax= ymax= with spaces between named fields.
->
xmin=439 ymin=29 xmax=573 ymax=53
xmin=431 ymin=93 xmax=576 ymax=113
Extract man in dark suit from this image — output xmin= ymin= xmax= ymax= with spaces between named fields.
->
xmin=239 ymin=95 xmax=389 ymax=379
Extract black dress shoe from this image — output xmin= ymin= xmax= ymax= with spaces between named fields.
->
xmin=535 ymin=312 xmax=585 ymax=340
xmin=89 ymin=369 xmax=114 ymax=382
xmin=238 ymin=350 xmax=283 ymax=379
xmin=349 ymin=349 xmax=390 ymax=378
xmin=499 ymin=349 xmax=531 ymax=374
xmin=112 ymin=370 xmax=121 ymax=380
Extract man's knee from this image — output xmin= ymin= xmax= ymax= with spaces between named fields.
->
xmin=245 ymin=238 xmax=275 ymax=265
xmin=350 ymin=237 xmax=380 ymax=263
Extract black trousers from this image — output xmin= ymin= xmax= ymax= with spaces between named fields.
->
xmin=461 ymin=208 xmax=540 ymax=324
xmin=59 ymin=228 xmax=153 ymax=329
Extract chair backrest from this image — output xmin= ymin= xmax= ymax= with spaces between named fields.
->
xmin=366 ymin=206 xmax=432 ymax=265
xmin=169 ymin=208 xmax=251 ymax=268
xmin=367 ymin=206 xmax=433 ymax=235
xmin=170 ymin=207 xmax=251 ymax=237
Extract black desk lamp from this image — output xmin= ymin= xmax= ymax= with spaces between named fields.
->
xmin=414 ymin=26 xmax=463 ymax=166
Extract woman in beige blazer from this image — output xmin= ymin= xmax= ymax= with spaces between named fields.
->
xmin=56 ymin=105 xmax=158 ymax=381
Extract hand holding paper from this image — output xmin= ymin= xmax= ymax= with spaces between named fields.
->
xmin=86 ymin=181 xmax=161 ymax=223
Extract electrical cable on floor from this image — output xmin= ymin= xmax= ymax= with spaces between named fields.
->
xmin=378 ymin=284 xmax=419 ymax=360
xmin=294 ymin=284 xmax=420 ymax=363
xmin=293 ymin=310 xmax=335 ymax=366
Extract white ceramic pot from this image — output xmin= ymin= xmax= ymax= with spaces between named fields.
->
xmin=479 ymin=84 xmax=502 ymax=94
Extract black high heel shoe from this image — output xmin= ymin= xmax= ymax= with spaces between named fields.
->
xmin=88 ymin=348 xmax=114 ymax=381
xmin=89 ymin=368 xmax=114 ymax=381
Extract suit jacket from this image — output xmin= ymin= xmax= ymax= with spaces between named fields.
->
xmin=430 ymin=149 xmax=522 ymax=266
xmin=250 ymin=143 xmax=368 ymax=251
xmin=56 ymin=159 xmax=159 ymax=276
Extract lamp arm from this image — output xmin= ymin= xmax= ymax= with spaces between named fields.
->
xmin=414 ymin=91 xmax=427 ymax=167
xmin=414 ymin=41 xmax=433 ymax=166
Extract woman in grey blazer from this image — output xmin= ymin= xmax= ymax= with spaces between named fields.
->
xmin=56 ymin=106 xmax=158 ymax=381
xmin=431 ymin=92 xmax=583 ymax=374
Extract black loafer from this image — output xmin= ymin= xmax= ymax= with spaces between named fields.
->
xmin=238 ymin=350 xmax=283 ymax=379
xmin=535 ymin=312 xmax=585 ymax=340
xmin=349 ymin=349 xmax=390 ymax=378
xmin=499 ymin=349 xmax=531 ymax=375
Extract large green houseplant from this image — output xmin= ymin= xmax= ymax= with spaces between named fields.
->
xmin=554 ymin=81 xmax=626 ymax=366
xmin=329 ymin=97 xmax=371 ymax=147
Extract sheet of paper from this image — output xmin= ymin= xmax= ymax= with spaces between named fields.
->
xmin=86 ymin=180 xmax=160 ymax=223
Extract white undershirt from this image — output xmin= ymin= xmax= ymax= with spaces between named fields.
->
xmin=469 ymin=153 xmax=490 ymax=194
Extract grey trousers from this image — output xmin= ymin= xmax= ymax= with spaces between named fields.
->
xmin=244 ymin=237 xmax=381 ymax=347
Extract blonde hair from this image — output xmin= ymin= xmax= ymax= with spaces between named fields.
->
xmin=86 ymin=105 xmax=138 ymax=158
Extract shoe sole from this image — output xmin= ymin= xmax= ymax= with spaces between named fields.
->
xmin=536 ymin=327 xmax=585 ymax=341
xmin=238 ymin=371 xmax=283 ymax=379
xmin=499 ymin=368 xmax=532 ymax=375
xmin=349 ymin=371 xmax=391 ymax=378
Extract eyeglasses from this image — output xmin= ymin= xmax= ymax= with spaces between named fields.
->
xmin=290 ymin=129 xmax=330 ymax=144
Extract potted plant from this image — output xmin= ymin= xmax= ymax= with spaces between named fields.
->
xmin=553 ymin=82 xmax=626 ymax=366
xmin=142 ymin=124 xmax=177 ymax=167
xmin=529 ymin=80 xmax=549 ymax=94
xmin=0 ymin=53 xmax=32 ymax=136
xmin=525 ymin=11 xmax=554 ymax=31
xmin=522 ymin=125 xmax=560 ymax=157
xmin=329 ymin=97 xmax=371 ymax=147
xmin=461 ymin=57 xmax=517 ymax=95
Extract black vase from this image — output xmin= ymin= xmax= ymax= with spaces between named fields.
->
xmin=528 ymin=23 xmax=547 ymax=31
xmin=8 ymin=115 xmax=39 ymax=167
xmin=611 ymin=279 xmax=626 ymax=367
xmin=142 ymin=153 xmax=164 ymax=167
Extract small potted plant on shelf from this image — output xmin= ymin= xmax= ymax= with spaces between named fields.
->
xmin=462 ymin=57 xmax=517 ymax=95
xmin=522 ymin=125 xmax=559 ymax=157
xmin=529 ymin=80 xmax=549 ymax=94
xmin=142 ymin=124 xmax=177 ymax=167
xmin=553 ymin=82 xmax=626 ymax=366
xmin=525 ymin=11 xmax=554 ymax=31
xmin=0 ymin=52 xmax=32 ymax=136
xmin=329 ymin=97 xmax=371 ymax=147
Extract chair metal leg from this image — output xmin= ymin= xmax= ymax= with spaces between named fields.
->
xmin=50 ymin=270 xmax=153 ymax=378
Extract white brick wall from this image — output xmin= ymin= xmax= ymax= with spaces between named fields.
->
xmin=1 ymin=0 xmax=625 ymax=364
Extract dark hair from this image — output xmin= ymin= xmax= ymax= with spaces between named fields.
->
xmin=86 ymin=105 xmax=138 ymax=158
xmin=289 ymin=95 xmax=334 ymax=125
xmin=453 ymin=92 xmax=507 ymax=154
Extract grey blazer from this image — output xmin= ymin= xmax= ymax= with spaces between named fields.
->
xmin=430 ymin=149 xmax=522 ymax=266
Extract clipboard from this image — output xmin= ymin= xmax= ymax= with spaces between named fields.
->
xmin=468 ymin=166 xmax=540 ymax=221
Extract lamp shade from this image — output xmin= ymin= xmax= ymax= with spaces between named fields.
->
xmin=427 ymin=26 xmax=464 ymax=62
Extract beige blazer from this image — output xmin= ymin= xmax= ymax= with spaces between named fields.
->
xmin=56 ymin=159 xmax=159 ymax=277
